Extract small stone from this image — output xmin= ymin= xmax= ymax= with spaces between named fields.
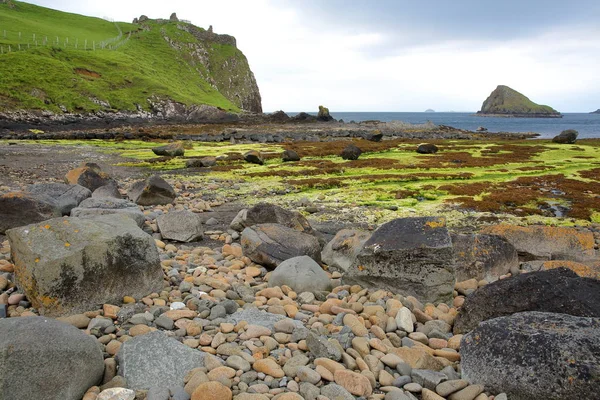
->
xmin=296 ymin=366 xmax=321 ymax=385
xmin=97 ymin=388 xmax=136 ymax=400
xmin=334 ymin=369 xmax=372 ymax=397
xmin=436 ymin=380 xmax=469 ymax=397
xmin=422 ymin=388 xmax=446 ymax=400
xmin=404 ymin=383 xmax=422 ymax=393
xmin=253 ymin=358 xmax=285 ymax=378
xmin=395 ymin=307 xmax=414 ymax=333
xmin=448 ymin=384 xmax=484 ymax=400
xmin=191 ymin=381 xmax=232 ymax=400
xmin=226 ymin=355 xmax=251 ymax=372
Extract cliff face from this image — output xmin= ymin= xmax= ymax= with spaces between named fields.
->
xmin=477 ymin=85 xmax=561 ymax=118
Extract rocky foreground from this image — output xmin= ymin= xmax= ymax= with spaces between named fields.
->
xmin=0 ymin=162 xmax=599 ymax=400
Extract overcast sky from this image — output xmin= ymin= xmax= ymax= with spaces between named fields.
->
xmin=27 ymin=0 xmax=600 ymax=112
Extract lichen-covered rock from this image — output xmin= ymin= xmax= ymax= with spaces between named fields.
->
xmin=26 ymin=183 xmax=91 ymax=215
xmin=230 ymin=202 xmax=315 ymax=235
xmin=157 ymin=210 xmax=203 ymax=242
xmin=269 ymin=255 xmax=331 ymax=293
xmin=321 ymin=229 xmax=371 ymax=272
xmin=480 ymin=224 xmax=596 ymax=262
xmin=152 ymin=142 xmax=185 ymax=157
xmin=128 ymin=175 xmax=176 ymax=206
xmin=451 ymin=233 xmax=518 ymax=282
xmin=461 ymin=312 xmax=600 ymax=400
xmin=340 ymin=144 xmax=362 ymax=160
xmin=7 ymin=214 xmax=163 ymax=316
xmin=453 ymin=268 xmax=600 ymax=334
xmin=552 ymin=129 xmax=578 ymax=144
xmin=343 ymin=217 xmax=455 ymax=304
xmin=0 ymin=191 xmax=61 ymax=233
xmin=70 ymin=197 xmax=146 ymax=227
xmin=65 ymin=163 xmax=116 ymax=192
xmin=241 ymin=224 xmax=321 ymax=269
xmin=0 ymin=317 xmax=104 ymax=400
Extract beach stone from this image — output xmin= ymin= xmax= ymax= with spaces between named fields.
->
xmin=283 ymin=354 xmax=310 ymax=377
xmin=7 ymin=214 xmax=162 ymax=316
xmin=92 ymin=183 xmax=122 ymax=199
xmin=0 ymin=191 xmax=61 ymax=233
xmin=296 ymin=366 xmax=321 ymax=384
xmin=227 ymin=308 xmax=302 ymax=330
xmin=461 ymin=311 xmax=600 ymax=400
xmin=480 ymin=224 xmax=596 ymax=262
xmin=65 ymin=163 xmax=116 ymax=192
xmin=243 ymin=150 xmax=264 ymax=165
xmin=269 ymin=255 xmax=331 ymax=293
xmin=71 ymin=197 xmax=146 ymax=227
xmin=411 ymin=370 xmax=447 ymax=390
xmin=320 ymin=384 xmax=355 ymax=400
xmin=0 ymin=316 xmax=104 ymax=400
xmin=253 ymin=358 xmax=285 ymax=378
xmin=128 ymin=175 xmax=176 ymax=206
xmin=436 ymin=380 xmax=468 ymax=397
xmin=321 ymin=229 xmax=371 ymax=272
xmin=226 ymin=355 xmax=251 ymax=371
xmin=241 ymin=224 xmax=321 ymax=269
xmin=422 ymin=388 xmax=446 ymax=400
xmin=552 ymin=129 xmax=578 ymax=144
xmin=451 ymin=233 xmax=518 ymax=282
xmin=152 ymin=142 xmax=185 ymax=157
xmin=117 ymin=331 xmax=206 ymax=390
xmin=416 ymin=144 xmax=438 ymax=154
xmin=230 ymin=203 xmax=315 ymax=235
xmin=56 ymin=313 xmax=91 ymax=329
xmin=343 ymin=217 xmax=455 ymax=304
xmin=307 ymin=331 xmax=343 ymax=361
xmin=282 ymin=149 xmax=301 ymax=162
xmin=26 ymin=183 xmax=91 ymax=215
xmin=447 ymin=385 xmax=484 ymax=400
xmin=395 ymin=306 xmax=414 ymax=333
xmin=340 ymin=144 xmax=362 ymax=160
xmin=191 ymin=381 xmax=232 ymax=400
xmin=454 ymin=268 xmax=600 ymax=334
xmin=334 ymin=369 xmax=372 ymax=396
xmin=97 ymin=388 xmax=136 ymax=400
xmin=157 ymin=211 xmax=203 ymax=242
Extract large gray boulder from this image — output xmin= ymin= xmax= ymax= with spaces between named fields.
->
xmin=241 ymin=223 xmax=321 ymax=269
xmin=92 ymin=183 xmax=122 ymax=199
xmin=321 ymin=229 xmax=371 ymax=272
xmin=461 ymin=312 xmax=600 ymax=400
xmin=151 ymin=142 xmax=184 ymax=157
xmin=128 ymin=175 xmax=176 ymax=206
xmin=70 ymin=197 xmax=146 ymax=227
xmin=269 ymin=256 xmax=331 ymax=293
xmin=451 ymin=233 xmax=518 ymax=282
xmin=26 ymin=183 xmax=91 ymax=215
xmin=230 ymin=202 xmax=315 ymax=235
xmin=454 ymin=268 xmax=600 ymax=334
xmin=64 ymin=162 xmax=116 ymax=192
xmin=343 ymin=217 xmax=455 ymax=304
xmin=6 ymin=214 xmax=163 ymax=316
xmin=0 ymin=191 xmax=61 ymax=233
xmin=157 ymin=210 xmax=203 ymax=242
xmin=0 ymin=316 xmax=104 ymax=400
xmin=117 ymin=330 xmax=205 ymax=390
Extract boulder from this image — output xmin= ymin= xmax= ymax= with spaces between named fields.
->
xmin=92 ymin=183 xmax=122 ymax=199
xmin=241 ymin=224 xmax=322 ymax=269
xmin=317 ymin=105 xmax=334 ymax=122
xmin=152 ymin=142 xmax=185 ymax=157
xmin=70 ymin=197 xmax=145 ymax=227
xmin=453 ymin=268 xmax=600 ymax=334
xmin=480 ymin=224 xmax=596 ymax=262
xmin=169 ymin=12 xmax=178 ymax=22
xmin=186 ymin=156 xmax=217 ymax=168
xmin=117 ymin=330 xmax=206 ymax=390
xmin=0 ymin=316 xmax=104 ymax=400
xmin=128 ymin=175 xmax=176 ymax=206
xmin=321 ymin=229 xmax=371 ymax=272
xmin=416 ymin=144 xmax=438 ymax=154
xmin=552 ymin=129 xmax=578 ymax=144
xmin=26 ymin=183 xmax=91 ymax=215
xmin=282 ymin=149 xmax=301 ymax=162
xmin=243 ymin=150 xmax=264 ymax=165
xmin=343 ymin=217 xmax=455 ymax=304
xmin=534 ymin=259 xmax=600 ymax=279
xmin=199 ymin=156 xmax=217 ymax=167
xmin=451 ymin=233 xmax=518 ymax=282
xmin=461 ymin=312 xmax=600 ymax=400
xmin=157 ymin=210 xmax=203 ymax=242
xmin=7 ymin=214 xmax=163 ymax=316
xmin=364 ymin=132 xmax=383 ymax=142
xmin=340 ymin=144 xmax=362 ymax=160
xmin=65 ymin=163 xmax=115 ymax=192
xmin=230 ymin=203 xmax=315 ymax=235
xmin=0 ymin=191 xmax=61 ymax=233
xmin=269 ymin=255 xmax=331 ymax=293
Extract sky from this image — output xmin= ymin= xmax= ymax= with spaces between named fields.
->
xmin=25 ymin=0 xmax=600 ymax=112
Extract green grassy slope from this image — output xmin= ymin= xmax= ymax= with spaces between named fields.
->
xmin=0 ymin=1 xmax=258 ymax=113
xmin=480 ymin=85 xmax=559 ymax=115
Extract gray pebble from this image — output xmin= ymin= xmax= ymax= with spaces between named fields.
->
xmin=147 ymin=387 xmax=170 ymax=400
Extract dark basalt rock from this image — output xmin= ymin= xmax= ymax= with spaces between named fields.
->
xmin=340 ymin=144 xmax=362 ymax=160
xmin=453 ymin=268 xmax=600 ymax=334
xmin=552 ymin=129 xmax=578 ymax=144
xmin=291 ymin=112 xmax=318 ymax=123
xmin=0 ymin=191 xmax=61 ymax=233
xmin=317 ymin=105 xmax=334 ymax=122
xmin=416 ymin=143 xmax=438 ymax=154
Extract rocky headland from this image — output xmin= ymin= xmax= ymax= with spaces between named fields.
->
xmin=591 ymin=109 xmax=600 ymax=114
xmin=476 ymin=85 xmax=562 ymax=118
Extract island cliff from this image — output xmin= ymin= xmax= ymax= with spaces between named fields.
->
xmin=476 ymin=85 xmax=561 ymax=118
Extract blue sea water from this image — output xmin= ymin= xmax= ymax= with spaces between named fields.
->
xmin=314 ymin=112 xmax=600 ymax=139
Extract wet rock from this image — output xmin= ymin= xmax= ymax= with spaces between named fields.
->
xmin=416 ymin=144 xmax=438 ymax=154
xmin=344 ymin=217 xmax=455 ymax=304
xmin=0 ymin=191 xmax=61 ymax=233
xmin=454 ymin=268 xmax=600 ymax=333
xmin=128 ymin=175 xmax=176 ymax=206
xmin=152 ymin=142 xmax=184 ymax=157
xmin=461 ymin=311 xmax=600 ymax=400
xmin=71 ymin=197 xmax=145 ymax=227
xmin=26 ymin=183 xmax=91 ymax=215
xmin=340 ymin=144 xmax=362 ymax=160
xmin=0 ymin=317 xmax=104 ymax=400
xmin=7 ymin=214 xmax=162 ymax=316
xmin=451 ymin=233 xmax=518 ymax=282
xmin=157 ymin=211 xmax=203 ymax=242
xmin=321 ymin=228 xmax=371 ymax=272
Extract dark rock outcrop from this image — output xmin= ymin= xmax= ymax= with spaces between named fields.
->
xmin=552 ymin=129 xmax=578 ymax=144
xmin=477 ymin=85 xmax=561 ymax=117
xmin=128 ymin=175 xmax=176 ymax=206
xmin=416 ymin=143 xmax=438 ymax=154
xmin=461 ymin=311 xmax=600 ymax=400
xmin=317 ymin=105 xmax=334 ymax=122
xmin=340 ymin=144 xmax=362 ymax=160
xmin=230 ymin=202 xmax=315 ymax=235
xmin=0 ymin=191 xmax=61 ymax=233
xmin=343 ymin=217 xmax=455 ymax=304
xmin=590 ymin=109 xmax=600 ymax=114
xmin=453 ymin=268 xmax=600 ymax=334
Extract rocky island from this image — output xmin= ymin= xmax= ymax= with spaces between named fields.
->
xmin=476 ymin=85 xmax=562 ymax=118
xmin=591 ymin=109 xmax=600 ymax=114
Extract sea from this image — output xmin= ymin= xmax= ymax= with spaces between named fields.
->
xmin=299 ymin=112 xmax=600 ymax=139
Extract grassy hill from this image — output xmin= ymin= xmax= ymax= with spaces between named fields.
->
xmin=0 ymin=1 xmax=261 ymax=114
xmin=478 ymin=85 xmax=560 ymax=117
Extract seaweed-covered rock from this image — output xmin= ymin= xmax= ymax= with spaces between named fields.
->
xmin=453 ymin=268 xmax=600 ymax=334
xmin=461 ymin=311 xmax=600 ymax=400
xmin=317 ymin=105 xmax=334 ymax=122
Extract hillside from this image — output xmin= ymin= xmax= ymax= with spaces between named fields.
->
xmin=0 ymin=0 xmax=261 ymax=118
xmin=591 ymin=109 xmax=600 ymax=114
xmin=477 ymin=85 xmax=561 ymax=118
